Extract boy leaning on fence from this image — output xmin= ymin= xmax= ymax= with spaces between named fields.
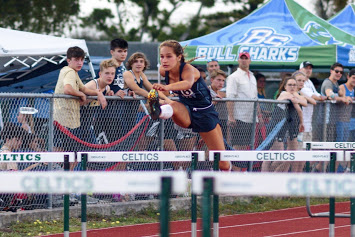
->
xmin=53 ymin=46 xmax=107 ymax=152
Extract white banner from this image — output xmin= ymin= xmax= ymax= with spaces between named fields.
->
xmin=208 ymin=150 xmax=344 ymax=161
xmin=0 ymin=152 xmax=75 ymax=163
xmin=0 ymin=171 xmax=187 ymax=194
xmin=304 ymin=142 xmax=355 ymax=150
xmin=77 ymin=151 xmax=205 ymax=162
xmin=192 ymin=171 xmax=355 ymax=197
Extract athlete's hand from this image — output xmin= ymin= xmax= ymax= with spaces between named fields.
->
xmin=97 ymin=93 xmax=107 ymax=109
xmin=107 ymin=90 xmax=114 ymax=96
xmin=299 ymin=123 xmax=305 ymax=133
xmin=152 ymin=83 xmax=168 ymax=91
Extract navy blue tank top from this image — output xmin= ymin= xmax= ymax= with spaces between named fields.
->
xmin=164 ymin=62 xmax=212 ymax=108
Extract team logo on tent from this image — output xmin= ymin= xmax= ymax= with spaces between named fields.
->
xmin=303 ymin=22 xmax=341 ymax=45
xmin=349 ymin=49 xmax=355 ymax=63
xmin=236 ymin=28 xmax=299 ymax=62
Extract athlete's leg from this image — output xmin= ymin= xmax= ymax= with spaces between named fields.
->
xmin=199 ymin=124 xmax=230 ymax=171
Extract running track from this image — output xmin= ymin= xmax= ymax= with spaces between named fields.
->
xmin=45 ymin=202 xmax=351 ymax=237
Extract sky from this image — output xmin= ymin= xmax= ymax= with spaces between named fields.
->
xmin=79 ymin=0 xmax=315 ymax=30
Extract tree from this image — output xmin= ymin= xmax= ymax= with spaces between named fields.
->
xmin=314 ymin=0 xmax=347 ymax=20
xmin=0 ymin=0 xmax=80 ymax=35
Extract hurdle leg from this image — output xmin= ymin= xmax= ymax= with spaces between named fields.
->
xmin=350 ymin=153 xmax=355 ymax=236
xmin=81 ymin=154 xmax=88 ymax=237
xmin=213 ymin=153 xmax=220 ymax=237
xmin=329 ymin=153 xmax=336 ymax=237
xmin=160 ymin=177 xmax=172 ymax=237
xmin=191 ymin=153 xmax=198 ymax=237
xmin=64 ymin=155 xmax=70 ymax=237
xmin=202 ymin=178 xmax=213 ymax=237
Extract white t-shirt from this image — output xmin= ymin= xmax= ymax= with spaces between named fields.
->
xmin=226 ymin=68 xmax=257 ymax=123
xmin=300 ymin=79 xmax=320 ymax=132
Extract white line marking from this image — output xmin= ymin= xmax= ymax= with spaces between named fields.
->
xmin=263 ymin=224 xmax=351 ymax=237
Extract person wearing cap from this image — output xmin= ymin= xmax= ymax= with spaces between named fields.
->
xmin=206 ymin=59 xmax=220 ymax=85
xmin=226 ymin=51 xmax=261 ymax=151
xmin=298 ymin=61 xmax=326 ymax=147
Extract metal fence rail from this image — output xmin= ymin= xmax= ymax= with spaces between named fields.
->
xmin=0 ymin=93 xmax=353 ymax=207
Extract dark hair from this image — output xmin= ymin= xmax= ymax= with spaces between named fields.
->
xmin=66 ymin=46 xmax=85 ymax=59
xmin=331 ymin=62 xmax=343 ymax=70
xmin=110 ymin=38 xmax=128 ymax=51
xmin=255 ymin=73 xmax=266 ymax=81
xmin=0 ymin=122 xmax=26 ymax=140
xmin=126 ymin=52 xmax=150 ymax=71
xmin=194 ymin=66 xmax=205 ymax=73
xmin=276 ymin=77 xmax=295 ymax=98
xmin=159 ymin=40 xmax=185 ymax=63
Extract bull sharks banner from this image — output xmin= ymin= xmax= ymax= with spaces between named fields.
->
xmin=181 ymin=0 xmax=355 ymax=68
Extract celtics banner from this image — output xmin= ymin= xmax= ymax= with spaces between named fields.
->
xmin=181 ymin=0 xmax=355 ymax=68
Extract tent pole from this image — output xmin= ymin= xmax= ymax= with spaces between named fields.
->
xmin=86 ymin=53 xmax=96 ymax=79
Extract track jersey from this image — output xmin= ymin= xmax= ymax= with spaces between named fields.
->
xmin=165 ymin=62 xmax=212 ymax=109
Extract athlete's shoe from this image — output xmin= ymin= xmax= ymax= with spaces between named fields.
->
xmin=148 ymin=89 xmax=161 ymax=120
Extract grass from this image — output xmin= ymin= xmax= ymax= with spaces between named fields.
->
xmin=0 ymin=197 xmax=349 ymax=237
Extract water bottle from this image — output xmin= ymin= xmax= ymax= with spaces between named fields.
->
xmin=297 ymin=132 xmax=303 ymax=142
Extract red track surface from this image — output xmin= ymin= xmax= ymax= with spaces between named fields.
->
xmin=44 ymin=202 xmax=352 ymax=237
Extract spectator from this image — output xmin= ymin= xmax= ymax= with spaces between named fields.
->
xmin=337 ymin=69 xmax=355 ymax=142
xmin=53 ymin=46 xmax=107 ymax=152
xmin=108 ymin=39 xmax=136 ymax=146
xmin=320 ymin=62 xmax=350 ymax=141
xmin=261 ymin=77 xmax=306 ymax=172
xmin=83 ymin=59 xmax=116 ymax=144
xmin=0 ymin=123 xmax=25 ymax=170
xmin=226 ymin=51 xmax=262 ymax=150
xmin=298 ymin=62 xmax=327 ymax=144
xmin=256 ymin=73 xmax=267 ymax=99
xmin=206 ymin=59 xmax=220 ymax=85
xmin=194 ymin=66 xmax=207 ymax=83
xmin=293 ymin=71 xmax=316 ymax=172
xmin=209 ymin=69 xmax=228 ymax=138
xmin=17 ymin=112 xmax=34 ymax=134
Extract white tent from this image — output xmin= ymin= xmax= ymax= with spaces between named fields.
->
xmin=0 ymin=27 xmax=95 ymax=78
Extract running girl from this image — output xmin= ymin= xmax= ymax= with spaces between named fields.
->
xmin=148 ymin=40 xmax=230 ymax=171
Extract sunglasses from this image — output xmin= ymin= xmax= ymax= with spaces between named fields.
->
xmin=207 ymin=59 xmax=218 ymax=63
xmin=286 ymin=84 xmax=297 ymax=87
xmin=334 ymin=69 xmax=344 ymax=74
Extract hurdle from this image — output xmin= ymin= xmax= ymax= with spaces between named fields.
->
xmin=208 ymin=150 xmax=344 ymax=237
xmin=305 ymin=142 xmax=355 ymax=219
xmin=77 ymin=151 xmax=205 ymax=237
xmin=192 ymin=166 xmax=355 ymax=237
xmin=0 ymin=169 xmax=187 ymax=237
xmin=0 ymin=152 xmax=75 ymax=237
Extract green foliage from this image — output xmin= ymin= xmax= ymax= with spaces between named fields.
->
xmin=0 ymin=0 xmax=80 ymax=35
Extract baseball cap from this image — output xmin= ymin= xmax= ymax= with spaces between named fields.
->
xmin=349 ymin=69 xmax=355 ymax=77
xmin=299 ymin=61 xmax=313 ymax=69
xmin=239 ymin=51 xmax=250 ymax=59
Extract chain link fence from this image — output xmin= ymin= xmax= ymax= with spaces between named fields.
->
xmin=0 ymin=93 xmax=353 ymax=209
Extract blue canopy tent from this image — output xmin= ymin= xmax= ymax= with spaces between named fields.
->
xmin=328 ymin=4 xmax=355 ymax=37
xmin=181 ymin=0 xmax=355 ymax=69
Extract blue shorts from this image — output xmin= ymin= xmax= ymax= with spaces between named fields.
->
xmin=186 ymin=104 xmax=220 ymax=133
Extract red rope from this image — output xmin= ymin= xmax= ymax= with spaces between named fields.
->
xmin=105 ymin=118 xmax=150 ymax=171
xmin=53 ymin=115 xmax=150 ymax=149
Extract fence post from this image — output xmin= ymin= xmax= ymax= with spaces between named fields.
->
xmin=48 ymin=97 xmax=54 ymax=209
xmin=213 ymin=153 xmax=219 ymax=237
xmin=81 ymin=153 xmax=88 ymax=237
xmin=329 ymin=152 xmax=336 ymax=237
xmin=202 ymin=178 xmax=213 ymax=237
xmin=248 ymin=100 xmax=258 ymax=171
xmin=351 ymin=153 xmax=355 ymax=236
xmin=160 ymin=177 xmax=172 ymax=237
xmin=64 ymin=155 xmax=70 ymax=237
xmin=322 ymin=102 xmax=328 ymax=142
xmin=191 ymin=153 xmax=198 ymax=237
